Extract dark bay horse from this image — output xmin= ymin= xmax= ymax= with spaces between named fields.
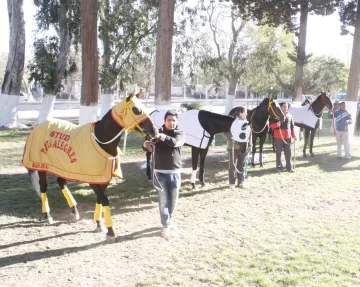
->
xmin=229 ymin=98 xmax=285 ymax=167
xmin=23 ymin=91 xmax=156 ymax=241
xmin=289 ymin=91 xmax=333 ymax=157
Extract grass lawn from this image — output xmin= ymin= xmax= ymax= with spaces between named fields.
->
xmin=0 ymin=116 xmax=359 ymax=286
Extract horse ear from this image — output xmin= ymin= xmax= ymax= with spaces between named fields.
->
xmin=126 ymin=91 xmax=135 ymax=102
xmin=136 ymin=89 xmax=143 ymax=99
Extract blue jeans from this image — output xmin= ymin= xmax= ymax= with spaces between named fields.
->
xmin=154 ymin=171 xmax=181 ymax=226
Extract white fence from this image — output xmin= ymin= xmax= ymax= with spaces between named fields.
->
xmin=18 ymin=97 xmax=293 ymax=117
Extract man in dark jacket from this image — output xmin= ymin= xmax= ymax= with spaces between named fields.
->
xmin=143 ymin=110 xmax=185 ymax=238
xmin=270 ymin=103 xmax=296 ymax=173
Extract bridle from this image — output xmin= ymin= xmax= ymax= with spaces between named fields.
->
xmin=249 ymin=99 xmax=280 ymax=133
xmin=309 ymin=92 xmax=331 ymax=116
xmin=92 ymin=100 xmax=152 ymax=145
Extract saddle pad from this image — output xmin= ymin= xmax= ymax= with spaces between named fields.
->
xmin=22 ymin=119 xmax=122 ymax=184
xmin=289 ymin=104 xmax=319 ymax=129
xmin=150 ymin=109 xmax=211 ymax=149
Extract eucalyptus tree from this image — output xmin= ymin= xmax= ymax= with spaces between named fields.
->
xmin=232 ymin=0 xmax=341 ymax=103
xmin=339 ymin=0 xmax=359 ymax=134
xmin=98 ymin=0 xmax=157 ymax=96
xmin=79 ymin=0 xmax=98 ymax=124
xmin=0 ymin=0 xmax=26 ymax=128
xmin=33 ymin=0 xmax=80 ymax=96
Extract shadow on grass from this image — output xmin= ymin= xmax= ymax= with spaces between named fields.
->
xmin=0 ymin=226 xmax=162 ymax=268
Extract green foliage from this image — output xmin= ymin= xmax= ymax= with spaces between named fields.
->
xmin=232 ymin=0 xmax=341 ymax=33
xmin=303 ymin=56 xmax=349 ymax=93
xmin=27 ymin=37 xmax=59 ymax=94
xmin=98 ymin=0 xmax=158 ymax=93
xmin=181 ymin=102 xmax=203 ymax=110
xmin=339 ymin=0 xmax=357 ymax=35
xmin=33 ymin=0 xmax=81 ymax=46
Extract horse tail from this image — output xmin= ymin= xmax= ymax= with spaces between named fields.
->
xmin=28 ymin=170 xmax=41 ymax=198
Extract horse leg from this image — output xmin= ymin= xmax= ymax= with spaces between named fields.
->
xmin=38 ymin=171 xmax=53 ymax=224
xmin=309 ymin=128 xmax=316 ymax=157
xmin=198 ymin=148 xmax=209 ymax=186
xmin=90 ymin=184 xmax=115 ymax=242
xmin=146 ymin=151 xmax=152 ymax=180
xmin=259 ymin=134 xmax=266 ymax=167
xmin=303 ymin=128 xmax=310 ymax=157
xmin=191 ymin=147 xmax=200 ymax=189
xmin=57 ymin=177 xmax=79 ymax=221
xmin=251 ymin=135 xmax=256 ymax=167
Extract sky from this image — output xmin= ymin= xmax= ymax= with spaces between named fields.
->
xmin=0 ymin=1 xmax=354 ymax=65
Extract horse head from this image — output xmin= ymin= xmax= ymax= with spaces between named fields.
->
xmin=112 ymin=90 xmax=157 ymax=138
xmin=268 ymin=99 xmax=285 ymax=122
xmin=319 ymin=91 xmax=333 ymax=110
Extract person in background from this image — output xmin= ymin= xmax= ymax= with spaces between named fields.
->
xmin=224 ymin=106 xmax=252 ymax=189
xmin=329 ymin=101 xmax=352 ymax=160
xmin=270 ymin=102 xmax=296 ymax=173
xmin=143 ymin=110 xmax=185 ymax=238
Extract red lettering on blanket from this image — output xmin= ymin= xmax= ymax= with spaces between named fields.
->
xmin=40 ymin=139 xmax=77 ymax=163
xmin=32 ymin=162 xmax=49 ymax=169
xmin=49 ymin=131 xmax=71 ymax=141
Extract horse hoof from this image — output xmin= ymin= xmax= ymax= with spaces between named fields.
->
xmin=191 ymin=183 xmax=196 ymax=189
xmin=200 ymin=182 xmax=205 ymax=186
xmin=303 ymin=154 xmax=307 ymax=157
xmin=47 ymin=217 xmax=54 ymax=224
xmin=259 ymin=163 xmax=264 ymax=167
xmin=71 ymin=213 xmax=80 ymax=221
xmin=311 ymin=154 xmax=315 ymax=157
xmin=251 ymin=164 xmax=255 ymax=168
xmin=147 ymin=177 xmax=152 ymax=181
xmin=106 ymin=234 xmax=116 ymax=243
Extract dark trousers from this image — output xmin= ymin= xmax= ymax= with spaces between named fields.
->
xmin=274 ymin=138 xmax=292 ymax=171
xmin=228 ymin=149 xmax=247 ymax=185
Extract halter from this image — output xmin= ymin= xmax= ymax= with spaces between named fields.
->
xmin=92 ymin=99 xmax=149 ymax=145
xmin=249 ymin=99 xmax=278 ymax=134
xmin=309 ymin=92 xmax=330 ymax=116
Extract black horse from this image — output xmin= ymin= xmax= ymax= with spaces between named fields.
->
xmin=147 ymin=98 xmax=284 ymax=188
xmin=24 ymin=91 xmax=156 ymax=241
xmin=289 ymin=91 xmax=333 ymax=157
xmin=229 ymin=98 xmax=285 ymax=167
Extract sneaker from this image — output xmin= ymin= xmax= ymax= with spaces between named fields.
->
xmin=337 ymin=157 xmax=342 ymax=160
xmin=161 ymin=225 xmax=170 ymax=238
xmin=276 ymin=168 xmax=282 ymax=173
xmin=346 ymin=157 xmax=351 ymax=160
xmin=229 ymin=184 xmax=235 ymax=189
xmin=288 ymin=169 xmax=295 ymax=173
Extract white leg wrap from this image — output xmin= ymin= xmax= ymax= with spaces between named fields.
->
xmin=190 ymin=170 xmax=197 ymax=183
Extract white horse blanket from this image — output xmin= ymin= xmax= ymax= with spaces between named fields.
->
xmin=289 ymin=104 xmax=319 ymax=129
xmin=150 ymin=109 xmax=212 ymax=149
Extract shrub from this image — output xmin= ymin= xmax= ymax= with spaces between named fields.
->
xmin=181 ymin=103 xmax=203 ymax=111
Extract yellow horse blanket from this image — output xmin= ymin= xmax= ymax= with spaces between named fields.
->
xmin=22 ymin=119 xmax=122 ymax=184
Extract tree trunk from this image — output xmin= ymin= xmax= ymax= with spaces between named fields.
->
xmin=0 ymin=0 xmax=26 ymax=128
xmin=294 ymin=1 xmax=308 ymax=103
xmin=79 ymin=0 xmax=99 ymax=125
xmin=345 ymin=0 xmax=360 ymax=138
xmin=55 ymin=3 xmax=72 ymax=96
xmin=224 ymin=80 xmax=237 ymax=115
xmin=154 ymin=0 xmax=175 ymax=106
xmin=35 ymin=95 xmax=56 ymax=125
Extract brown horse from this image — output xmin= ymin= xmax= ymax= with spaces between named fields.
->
xmin=23 ymin=91 xmax=156 ymax=241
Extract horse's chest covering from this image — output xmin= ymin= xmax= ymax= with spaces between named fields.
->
xmin=230 ymin=119 xmax=251 ymax=143
xmin=22 ymin=119 xmax=121 ymax=183
xmin=150 ymin=109 xmax=211 ymax=149
xmin=289 ymin=105 xmax=319 ymax=129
